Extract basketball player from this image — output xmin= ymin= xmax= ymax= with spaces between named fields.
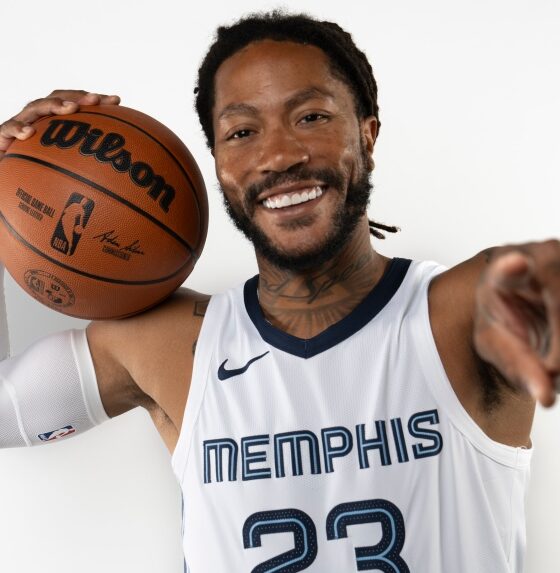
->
xmin=0 ymin=12 xmax=559 ymax=572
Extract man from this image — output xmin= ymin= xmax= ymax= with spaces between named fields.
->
xmin=0 ymin=11 xmax=558 ymax=572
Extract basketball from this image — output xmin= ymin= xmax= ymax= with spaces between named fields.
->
xmin=0 ymin=105 xmax=208 ymax=319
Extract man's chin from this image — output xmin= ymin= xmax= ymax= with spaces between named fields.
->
xmin=255 ymin=235 xmax=347 ymax=272
xmin=223 ymin=195 xmax=365 ymax=272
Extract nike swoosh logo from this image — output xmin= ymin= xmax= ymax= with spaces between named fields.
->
xmin=218 ymin=351 xmax=270 ymax=381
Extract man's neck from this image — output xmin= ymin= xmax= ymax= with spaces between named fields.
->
xmin=256 ymin=221 xmax=390 ymax=339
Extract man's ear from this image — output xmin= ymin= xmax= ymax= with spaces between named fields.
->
xmin=361 ymin=116 xmax=378 ymax=172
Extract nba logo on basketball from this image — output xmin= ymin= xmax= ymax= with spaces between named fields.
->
xmin=51 ymin=192 xmax=95 ymax=256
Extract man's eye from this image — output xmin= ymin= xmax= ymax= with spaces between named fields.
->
xmin=300 ymin=113 xmax=327 ymax=123
xmin=229 ymin=129 xmax=253 ymax=140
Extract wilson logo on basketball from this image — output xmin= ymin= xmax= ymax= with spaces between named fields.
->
xmin=40 ymin=119 xmax=176 ymax=213
xmin=51 ymin=192 xmax=95 ymax=256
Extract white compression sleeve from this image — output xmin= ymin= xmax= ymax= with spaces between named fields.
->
xmin=0 ymin=264 xmax=10 ymax=362
xmin=0 ymin=321 xmax=110 ymax=448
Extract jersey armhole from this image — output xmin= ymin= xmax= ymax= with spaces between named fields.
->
xmin=171 ymin=293 xmax=221 ymax=481
xmin=411 ymin=264 xmax=532 ymax=469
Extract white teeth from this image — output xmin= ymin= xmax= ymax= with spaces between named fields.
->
xmin=262 ymin=186 xmax=324 ymax=209
xmin=280 ymin=195 xmax=291 ymax=208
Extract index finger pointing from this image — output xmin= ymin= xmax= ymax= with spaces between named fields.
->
xmin=486 ymin=251 xmax=533 ymax=293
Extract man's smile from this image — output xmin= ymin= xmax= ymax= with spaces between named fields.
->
xmin=262 ymin=185 xmax=324 ymax=209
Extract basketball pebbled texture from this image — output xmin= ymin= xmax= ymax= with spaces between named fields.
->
xmin=0 ymin=105 xmax=208 ymax=319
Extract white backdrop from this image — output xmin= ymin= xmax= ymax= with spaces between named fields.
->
xmin=0 ymin=0 xmax=558 ymax=571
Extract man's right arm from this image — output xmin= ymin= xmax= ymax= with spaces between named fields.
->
xmin=1 ymin=91 xmax=208 ymax=453
xmin=0 ymin=257 xmax=114 ymax=448
xmin=0 ymin=90 xmax=155 ymax=447
xmin=0 ymin=264 xmax=206 ymax=452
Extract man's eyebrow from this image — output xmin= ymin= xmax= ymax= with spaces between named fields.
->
xmin=285 ymin=87 xmax=335 ymax=111
xmin=217 ymin=87 xmax=335 ymax=120
xmin=218 ymin=103 xmax=258 ymax=120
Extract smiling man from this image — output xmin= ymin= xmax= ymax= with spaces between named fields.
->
xmin=1 ymin=11 xmax=559 ymax=573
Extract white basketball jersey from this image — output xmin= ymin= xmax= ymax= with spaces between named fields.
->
xmin=171 ymin=259 xmax=531 ymax=573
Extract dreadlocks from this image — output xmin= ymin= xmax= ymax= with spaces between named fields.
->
xmin=194 ymin=10 xmax=398 ymax=239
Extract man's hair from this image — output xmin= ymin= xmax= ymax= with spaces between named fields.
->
xmin=195 ymin=10 xmax=379 ymax=149
xmin=195 ymin=10 xmax=398 ymax=239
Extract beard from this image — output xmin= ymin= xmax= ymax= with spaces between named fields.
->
xmin=219 ymin=156 xmax=372 ymax=272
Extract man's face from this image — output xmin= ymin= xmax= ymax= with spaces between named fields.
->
xmin=212 ymin=40 xmax=377 ymax=270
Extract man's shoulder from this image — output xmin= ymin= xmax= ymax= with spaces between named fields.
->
xmin=86 ymin=286 xmax=211 ymax=389
xmin=85 ymin=286 xmax=212 ymax=438
xmin=428 ymin=251 xmax=489 ymax=318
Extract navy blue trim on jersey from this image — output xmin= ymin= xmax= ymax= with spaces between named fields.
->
xmin=243 ymin=257 xmax=412 ymax=359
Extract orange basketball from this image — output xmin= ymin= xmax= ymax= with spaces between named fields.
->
xmin=0 ymin=105 xmax=208 ymax=319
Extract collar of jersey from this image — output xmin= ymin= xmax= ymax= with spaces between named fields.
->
xmin=243 ymin=257 xmax=412 ymax=359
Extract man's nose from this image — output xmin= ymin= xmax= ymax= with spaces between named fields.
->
xmin=256 ymin=127 xmax=310 ymax=174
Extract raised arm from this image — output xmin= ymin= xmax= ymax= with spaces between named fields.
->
xmin=427 ymin=240 xmax=559 ymax=449
xmin=0 ymin=261 xmax=146 ymax=449
xmin=0 ymin=91 xmax=207 ymax=453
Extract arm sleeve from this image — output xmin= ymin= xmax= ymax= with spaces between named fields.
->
xmin=0 ymin=265 xmax=110 ymax=448
xmin=0 ymin=265 xmax=10 ymax=362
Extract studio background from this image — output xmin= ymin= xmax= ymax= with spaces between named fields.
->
xmin=0 ymin=0 xmax=558 ymax=571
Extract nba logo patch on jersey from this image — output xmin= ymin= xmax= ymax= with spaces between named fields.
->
xmin=38 ymin=425 xmax=76 ymax=442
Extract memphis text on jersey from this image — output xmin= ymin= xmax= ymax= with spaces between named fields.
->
xmin=40 ymin=119 xmax=175 ymax=213
xmin=203 ymin=409 xmax=442 ymax=483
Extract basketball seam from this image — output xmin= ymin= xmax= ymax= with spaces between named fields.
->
xmin=32 ymin=111 xmax=206 ymax=251
xmin=2 ymin=153 xmax=198 ymax=259
xmin=0 ymin=209 xmax=193 ymax=286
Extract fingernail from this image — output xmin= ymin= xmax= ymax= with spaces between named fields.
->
xmin=21 ymin=125 xmax=33 ymax=133
xmin=62 ymin=101 xmax=75 ymax=106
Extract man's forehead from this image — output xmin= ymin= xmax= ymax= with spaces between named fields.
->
xmin=216 ymin=40 xmax=331 ymax=82
xmin=213 ymin=40 xmax=346 ymax=110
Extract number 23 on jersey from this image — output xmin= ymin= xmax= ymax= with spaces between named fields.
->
xmin=243 ymin=498 xmax=409 ymax=572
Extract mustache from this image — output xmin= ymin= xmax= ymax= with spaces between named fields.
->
xmin=243 ymin=167 xmax=345 ymax=210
